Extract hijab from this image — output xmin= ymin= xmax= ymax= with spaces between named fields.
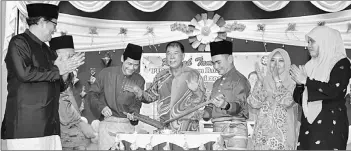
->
xmin=263 ymin=48 xmax=295 ymax=92
xmin=305 ymin=26 xmax=347 ymax=82
xmin=303 ymin=26 xmax=347 ymax=124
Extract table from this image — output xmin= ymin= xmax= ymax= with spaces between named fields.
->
xmin=112 ymin=133 xmax=225 ymax=150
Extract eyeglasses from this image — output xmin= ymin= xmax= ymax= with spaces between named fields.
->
xmin=47 ymin=20 xmax=57 ymax=26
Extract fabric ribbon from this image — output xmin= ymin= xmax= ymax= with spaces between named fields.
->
xmin=257 ymin=24 xmax=267 ymax=52
xmin=119 ymin=27 xmax=128 ymax=49
xmin=285 ymin=23 xmax=300 ymax=41
xmin=89 ymin=27 xmax=98 ymax=45
xmin=145 ymin=26 xmax=158 ymax=52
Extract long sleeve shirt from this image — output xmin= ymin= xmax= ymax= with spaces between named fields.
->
xmin=247 ymin=79 xmax=297 ymax=150
xmin=59 ymin=84 xmax=81 ymax=128
xmin=139 ymin=66 xmax=206 ymax=131
xmin=293 ymin=58 xmax=351 ymax=106
xmin=1 ymin=29 xmax=68 ymax=139
xmin=204 ymin=67 xmax=251 ymax=120
xmin=89 ymin=66 xmax=145 ymax=125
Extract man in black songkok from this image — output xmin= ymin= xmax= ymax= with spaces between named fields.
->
xmin=88 ymin=43 xmax=145 ymax=150
xmin=203 ymin=40 xmax=251 ymax=149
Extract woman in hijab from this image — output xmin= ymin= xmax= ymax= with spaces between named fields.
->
xmin=248 ymin=48 xmax=298 ymax=150
xmin=290 ymin=26 xmax=351 ymax=150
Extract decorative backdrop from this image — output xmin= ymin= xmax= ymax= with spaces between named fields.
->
xmin=138 ymin=52 xmax=269 ymax=133
xmin=3 ymin=1 xmax=351 ymax=60
xmin=14 ymin=1 xmax=351 ymax=13
xmin=52 ymin=10 xmax=351 ymax=51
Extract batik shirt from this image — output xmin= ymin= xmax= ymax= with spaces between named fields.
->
xmin=140 ymin=66 xmax=206 ymax=131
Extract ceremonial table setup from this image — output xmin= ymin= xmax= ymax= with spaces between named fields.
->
xmin=109 ymin=131 xmax=224 ymax=150
xmin=106 ymin=105 xmax=251 ymax=150
xmin=102 ymin=90 xmax=254 ymax=150
xmin=106 ymin=112 xmax=226 ymax=150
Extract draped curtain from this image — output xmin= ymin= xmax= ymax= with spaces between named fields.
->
xmin=252 ymin=1 xmax=290 ymax=12
xmin=127 ymin=1 xmax=168 ymax=12
xmin=69 ymin=1 xmax=111 ymax=12
xmin=52 ymin=10 xmax=351 ymax=52
xmin=311 ymin=1 xmax=351 ymax=12
xmin=193 ymin=1 xmax=227 ymax=11
xmin=13 ymin=1 xmax=351 ymax=14
xmin=2 ymin=1 xmax=351 ymax=54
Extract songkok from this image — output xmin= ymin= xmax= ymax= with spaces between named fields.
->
xmin=26 ymin=3 xmax=59 ymax=19
xmin=209 ymin=40 xmax=233 ymax=56
xmin=49 ymin=35 xmax=74 ymax=51
xmin=124 ymin=43 xmax=143 ymax=60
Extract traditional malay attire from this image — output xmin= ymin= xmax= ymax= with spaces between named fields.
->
xmin=204 ymin=40 xmax=251 ymax=150
xmin=50 ymin=35 xmax=96 ymax=150
xmin=248 ymin=48 xmax=298 ymax=150
xmin=139 ymin=58 xmax=206 ymax=132
xmin=293 ymin=26 xmax=350 ymax=150
xmin=89 ymin=43 xmax=145 ymax=150
xmin=1 ymin=3 xmax=66 ymax=150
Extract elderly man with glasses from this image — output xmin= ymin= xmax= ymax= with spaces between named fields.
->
xmin=1 ymin=3 xmax=85 ymax=150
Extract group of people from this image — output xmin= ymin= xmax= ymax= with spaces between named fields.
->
xmin=247 ymin=25 xmax=350 ymax=150
xmin=1 ymin=3 xmax=351 ymax=150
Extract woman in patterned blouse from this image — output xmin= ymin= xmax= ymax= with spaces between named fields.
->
xmin=248 ymin=48 xmax=298 ymax=150
xmin=290 ymin=26 xmax=351 ymax=150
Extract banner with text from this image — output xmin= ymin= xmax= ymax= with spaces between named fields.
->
xmin=139 ymin=52 xmax=270 ymax=117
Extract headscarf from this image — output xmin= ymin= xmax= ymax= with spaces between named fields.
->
xmin=263 ymin=48 xmax=295 ymax=92
xmin=302 ymin=26 xmax=347 ymax=124
xmin=305 ymin=26 xmax=347 ymax=82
